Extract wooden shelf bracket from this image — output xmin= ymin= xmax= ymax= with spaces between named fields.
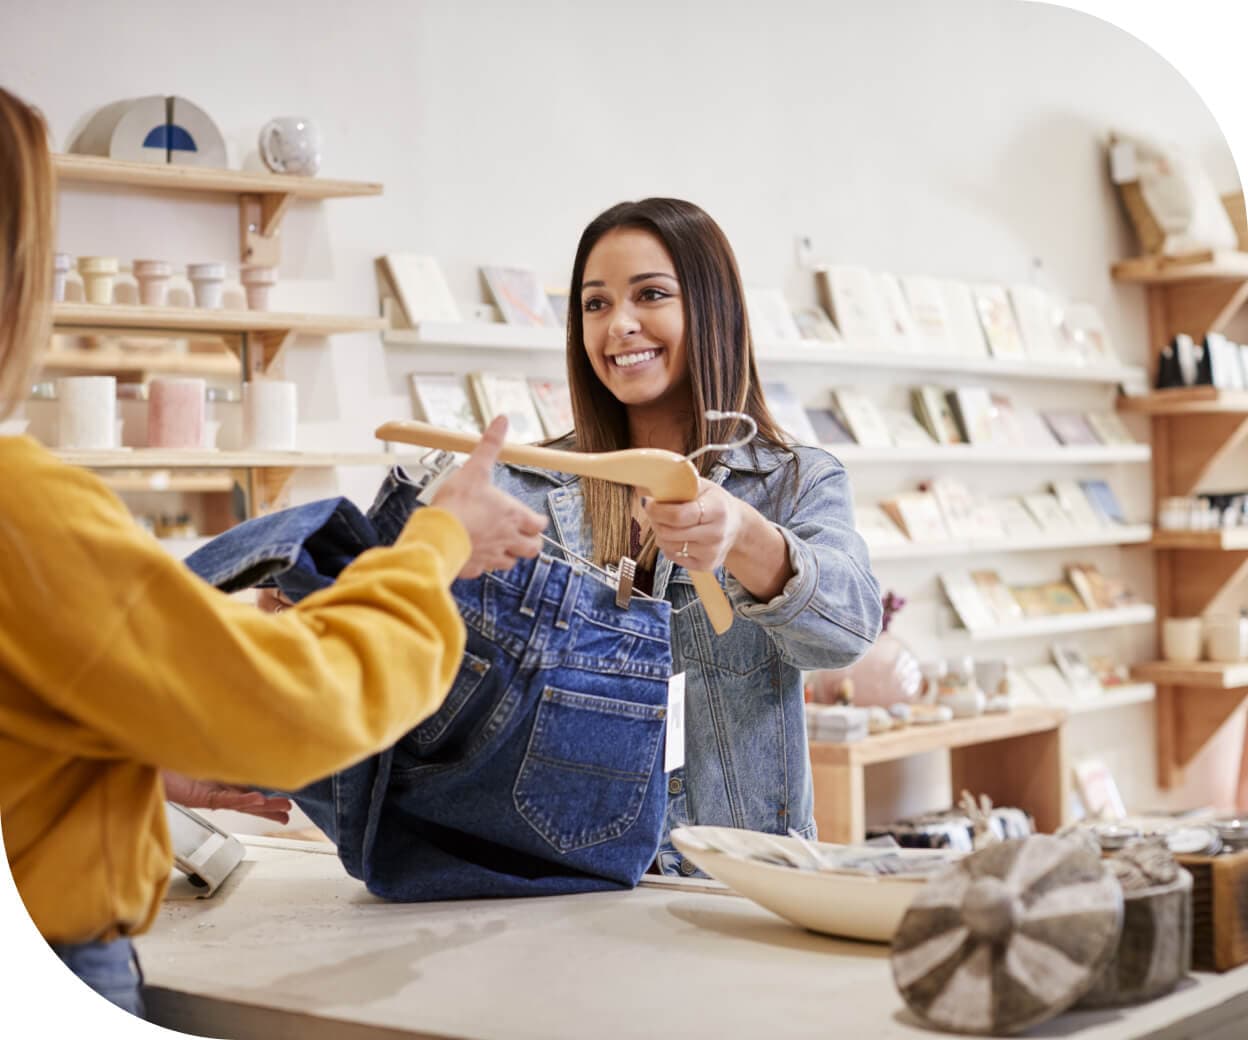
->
xmin=239 ymin=192 xmax=293 ymax=267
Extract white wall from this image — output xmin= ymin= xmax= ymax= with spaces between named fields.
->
xmin=5 ymin=0 xmax=1243 ymax=822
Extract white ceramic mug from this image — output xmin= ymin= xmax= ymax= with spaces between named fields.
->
xmin=243 ymin=379 xmax=297 ymax=451
xmin=1204 ymin=615 xmax=1245 ymax=663
xmin=1162 ymin=617 xmax=1204 ymax=664
xmin=57 ymin=376 xmax=116 ymax=449
xmin=258 ymin=117 xmax=322 ymax=176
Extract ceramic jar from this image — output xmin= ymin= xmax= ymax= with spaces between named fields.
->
xmin=148 ymin=378 xmax=206 ymax=449
xmin=133 ymin=259 xmax=173 ymax=307
xmin=240 ymin=266 xmax=278 ymax=310
xmin=77 ymin=256 xmax=118 ymax=305
xmin=56 ymin=376 xmax=116 ymax=449
xmin=243 ymin=379 xmax=297 ymax=451
xmin=187 ymin=262 xmax=227 ymax=309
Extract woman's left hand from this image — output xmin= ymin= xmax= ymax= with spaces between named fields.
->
xmin=161 ymin=770 xmax=293 ymax=824
xmin=642 ymin=479 xmax=743 ymax=572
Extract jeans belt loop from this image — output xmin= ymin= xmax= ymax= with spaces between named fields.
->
xmin=555 ymin=563 xmax=580 ymax=631
xmin=519 ymin=555 xmax=552 ymax=618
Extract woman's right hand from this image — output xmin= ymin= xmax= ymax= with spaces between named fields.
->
xmin=430 ymin=416 xmax=548 ymax=578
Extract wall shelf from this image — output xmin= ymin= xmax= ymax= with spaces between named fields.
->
xmin=1110 ymin=251 xmax=1248 ymax=284
xmin=1061 ymin=682 xmax=1157 ymax=715
xmin=960 ymin=604 xmax=1156 ymax=642
xmin=101 ymin=472 xmax=237 ymax=493
xmin=1151 ymin=530 xmax=1248 ymax=551
xmin=56 ymin=449 xmax=408 ymax=469
xmin=38 ymin=347 xmax=239 ymax=377
xmin=1131 ymin=661 xmax=1248 ymax=690
xmin=829 ymin=443 xmax=1150 ymax=464
xmin=1118 ymin=388 xmax=1248 ymax=415
xmin=870 ymin=524 xmax=1153 ymax=561
xmin=385 ymin=320 xmax=1146 ymax=386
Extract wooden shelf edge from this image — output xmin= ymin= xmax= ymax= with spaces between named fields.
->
xmin=1111 ymin=251 xmax=1248 ymax=284
xmin=1118 ymin=388 xmax=1248 ymax=415
xmin=1131 ymin=661 xmax=1248 ymax=689
xmin=1150 ymin=529 xmax=1248 ymax=550
xmin=53 ymin=302 xmax=385 ymax=337
xmin=37 ymin=349 xmax=239 ymax=376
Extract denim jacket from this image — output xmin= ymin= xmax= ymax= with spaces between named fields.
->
xmin=493 ymin=440 xmax=881 ymax=869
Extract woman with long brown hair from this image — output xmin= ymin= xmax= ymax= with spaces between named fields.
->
xmin=0 ymin=86 xmax=546 ymax=1016
xmin=496 ymin=198 xmax=882 ymax=871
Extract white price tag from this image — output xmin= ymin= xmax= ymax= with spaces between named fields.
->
xmin=664 ymin=672 xmax=686 ymax=773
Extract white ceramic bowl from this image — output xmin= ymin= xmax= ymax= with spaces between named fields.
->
xmin=671 ymin=825 xmax=949 ymax=943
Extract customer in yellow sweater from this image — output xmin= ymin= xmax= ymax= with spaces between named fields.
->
xmin=0 ymin=86 xmax=547 ymax=1017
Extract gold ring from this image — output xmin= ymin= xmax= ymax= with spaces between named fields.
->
xmin=679 ymin=541 xmax=690 ymax=557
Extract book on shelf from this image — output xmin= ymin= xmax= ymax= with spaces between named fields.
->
xmin=876 ymin=273 xmax=918 ymax=352
xmin=481 ymin=266 xmax=561 ymax=328
xmin=527 ymin=377 xmax=575 ymax=438
xmin=806 ymin=407 xmax=855 ymax=444
xmin=380 ymin=254 xmax=461 ymax=325
xmin=1010 ymin=580 xmax=1087 ymax=617
xmin=1066 ymin=562 xmax=1139 ymax=610
xmin=408 ymin=373 xmax=480 ymax=434
xmin=970 ymin=569 xmax=1025 ymax=624
xmin=946 ymin=386 xmax=995 ymax=445
xmin=1021 ymin=492 xmax=1075 ymax=532
xmin=881 ymin=492 xmax=951 ymax=542
xmin=791 ymin=305 xmax=842 ymax=342
xmin=1078 ymin=479 xmax=1127 ymax=525
xmin=1051 ymin=642 xmax=1104 ymax=698
xmin=940 ymin=570 xmax=998 ymax=632
xmin=854 ymin=504 xmax=909 ymax=548
xmin=831 ymin=389 xmax=892 ymax=447
xmin=546 ymin=289 xmax=571 ymax=326
xmin=1072 ymin=758 xmax=1127 ymax=820
xmin=1013 ymin=406 xmax=1060 ymax=448
xmin=992 ymin=496 xmax=1044 ymax=537
xmin=1021 ymin=663 xmax=1074 ymax=704
xmin=816 ymin=265 xmax=887 ymax=350
xmin=911 ymin=385 xmax=964 ymax=444
xmin=880 ymin=408 xmax=936 ymax=447
xmin=763 ymin=381 xmax=819 ymax=444
xmin=1085 ymin=411 xmax=1136 ymax=446
xmin=746 ymin=288 xmax=803 ymax=343
xmin=467 ymin=371 xmax=546 ymax=442
xmin=1061 ymin=302 xmax=1119 ymax=366
xmin=988 ymin=392 xmax=1026 ymax=447
xmin=971 ymin=284 xmax=1027 ymax=359
xmin=1042 ymin=410 xmax=1100 ymax=447
xmin=1086 ymin=654 xmax=1131 ymax=687
xmin=1008 ymin=284 xmax=1066 ymax=360
xmin=1205 ymin=332 xmax=1246 ymax=390
xmin=922 ymin=477 xmax=1004 ymax=540
xmin=900 ymin=275 xmax=958 ymax=355
xmin=940 ymin=280 xmax=991 ymax=357
xmin=1051 ymin=479 xmax=1107 ymax=529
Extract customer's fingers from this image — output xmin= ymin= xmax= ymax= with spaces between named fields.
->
xmin=462 ymin=415 xmax=509 ymax=475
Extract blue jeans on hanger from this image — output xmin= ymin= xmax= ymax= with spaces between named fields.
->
xmin=51 ymin=938 xmax=145 ymax=1018
xmin=184 ymin=471 xmax=674 ymax=900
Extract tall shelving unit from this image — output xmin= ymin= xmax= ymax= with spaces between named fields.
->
xmin=1115 ymin=251 xmax=1248 ymax=788
xmin=49 ymin=155 xmax=386 ymax=521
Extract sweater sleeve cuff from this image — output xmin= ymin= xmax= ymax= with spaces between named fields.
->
xmin=395 ymin=507 xmax=471 ymax=580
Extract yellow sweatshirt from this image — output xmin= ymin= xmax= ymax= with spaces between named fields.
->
xmin=0 ymin=436 xmax=471 ymax=944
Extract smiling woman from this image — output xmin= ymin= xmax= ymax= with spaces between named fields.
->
xmin=490 ymin=197 xmax=884 ymax=874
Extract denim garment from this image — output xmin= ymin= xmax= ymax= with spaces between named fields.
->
xmin=491 ymin=440 xmax=882 ymax=873
xmin=51 ymin=938 xmax=145 ymax=1018
xmin=185 ymin=484 xmax=673 ymax=900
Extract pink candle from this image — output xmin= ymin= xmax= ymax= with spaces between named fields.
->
xmin=147 ymin=378 xmax=206 ymax=449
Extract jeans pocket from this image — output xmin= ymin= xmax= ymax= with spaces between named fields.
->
xmin=393 ymin=650 xmax=492 ymax=766
xmin=514 ymin=686 xmax=666 ymax=854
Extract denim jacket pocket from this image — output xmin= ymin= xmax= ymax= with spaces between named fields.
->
xmin=393 ymin=650 xmax=492 ymax=766
xmin=514 ymin=686 xmax=666 ymax=853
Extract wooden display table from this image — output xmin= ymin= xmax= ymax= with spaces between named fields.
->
xmin=136 ymin=838 xmax=1248 ymax=1039
xmin=809 ymin=706 xmax=1067 ymax=844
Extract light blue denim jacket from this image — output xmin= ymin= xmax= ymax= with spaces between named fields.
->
xmin=495 ymin=440 xmax=881 ymax=871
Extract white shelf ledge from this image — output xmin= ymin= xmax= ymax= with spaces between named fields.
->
xmin=383 ymin=322 xmax=1147 ymax=386
xmin=869 ymin=525 xmax=1153 ymax=561
xmin=828 ymin=444 xmax=1150 ymax=464
xmin=961 ymin=604 xmax=1156 ymax=642
xmin=1060 ymin=683 xmax=1156 ymax=715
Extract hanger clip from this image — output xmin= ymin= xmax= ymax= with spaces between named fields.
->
xmin=614 ymin=555 xmax=636 ymax=610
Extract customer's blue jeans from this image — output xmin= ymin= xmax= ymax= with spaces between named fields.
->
xmin=185 ymin=472 xmax=673 ymax=900
xmin=51 ymin=938 xmax=144 ymax=1018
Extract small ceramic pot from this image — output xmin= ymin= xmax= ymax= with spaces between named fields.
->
xmin=187 ymin=262 xmax=227 ymax=309
xmin=132 ymin=259 xmax=173 ymax=307
xmin=240 ymin=266 xmax=278 ymax=310
xmin=77 ymin=256 xmax=119 ymax=305
xmin=1162 ymin=617 xmax=1203 ymax=664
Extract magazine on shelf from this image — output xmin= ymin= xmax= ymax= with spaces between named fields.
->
xmin=1066 ymin=563 xmax=1139 ymax=610
xmin=940 ymin=280 xmax=991 ymax=357
xmin=1008 ymin=284 xmax=1066 ymax=360
xmin=408 ymin=373 xmax=481 ymax=434
xmin=970 ymin=569 xmax=1025 ymax=624
xmin=876 ymin=273 xmax=919 ymax=352
xmin=1051 ymin=642 xmax=1104 ymax=698
xmin=382 ymin=254 xmax=461 ymax=325
xmin=763 ymin=382 xmax=819 ymax=444
xmin=1011 ymin=580 xmax=1087 ymax=617
xmin=946 ymin=386 xmax=995 ymax=445
xmin=881 ymin=492 xmax=951 ymax=542
xmin=901 ymin=275 xmax=958 ymax=355
xmin=546 ymin=289 xmax=571 ymax=326
xmin=912 ymin=385 xmax=964 ymax=444
xmin=481 ymin=266 xmax=561 ymax=328
xmin=940 ymin=570 xmax=999 ymax=632
xmin=992 ymin=496 xmax=1043 ymax=536
xmin=468 ymin=371 xmax=546 ymax=442
xmin=1078 ymin=479 xmax=1127 ymax=525
xmin=855 ymin=504 xmax=910 ymax=547
xmin=527 ymin=377 xmax=576 ymax=438
xmin=806 ymin=407 xmax=855 ymax=444
xmin=1021 ymin=492 xmax=1076 ymax=532
xmin=1087 ymin=654 xmax=1131 ymax=687
xmin=1021 ymin=664 xmax=1074 ymax=704
xmin=1085 ymin=411 xmax=1136 ymax=446
xmin=816 ymin=265 xmax=888 ymax=350
xmin=880 ymin=408 xmax=936 ymax=447
xmin=792 ymin=305 xmax=842 ymax=342
xmin=832 ymin=389 xmax=892 ymax=447
xmin=1205 ymin=332 xmax=1246 ymax=390
xmin=988 ymin=392 xmax=1026 ymax=447
xmin=1050 ymin=479 xmax=1107 ymax=529
xmin=1072 ymin=758 xmax=1127 ymax=820
xmin=1061 ymin=303 xmax=1119 ymax=365
xmin=923 ymin=477 xmax=1004 ymax=540
xmin=971 ymin=284 xmax=1027 ymax=359
xmin=1014 ymin=406 xmax=1060 ymax=448
xmin=1042 ymin=410 xmax=1100 ymax=447
xmin=746 ymin=288 xmax=803 ymax=343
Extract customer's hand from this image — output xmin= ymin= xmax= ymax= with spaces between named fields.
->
xmin=430 ymin=416 xmax=547 ymax=578
xmin=160 ymin=770 xmax=293 ymax=824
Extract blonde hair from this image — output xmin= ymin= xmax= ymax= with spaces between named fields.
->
xmin=0 ymin=88 xmax=53 ymax=419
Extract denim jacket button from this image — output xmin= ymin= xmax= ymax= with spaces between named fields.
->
xmin=667 ymin=776 xmax=683 ymax=796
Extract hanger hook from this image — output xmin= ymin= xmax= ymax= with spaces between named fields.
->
xmin=685 ymin=410 xmax=757 ymax=463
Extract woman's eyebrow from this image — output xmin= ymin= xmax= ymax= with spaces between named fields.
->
xmin=581 ymin=272 xmax=677 ymax=290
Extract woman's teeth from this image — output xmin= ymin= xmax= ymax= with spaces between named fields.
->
xmin=614 ymin=349 xmax=659 ymax=368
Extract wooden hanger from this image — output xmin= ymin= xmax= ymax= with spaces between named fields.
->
xmin=375 ymin=419 xmax=734 ymax=633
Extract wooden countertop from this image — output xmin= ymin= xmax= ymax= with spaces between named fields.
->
xmin=136 ymin=837 xmax=1248 ymax=1040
